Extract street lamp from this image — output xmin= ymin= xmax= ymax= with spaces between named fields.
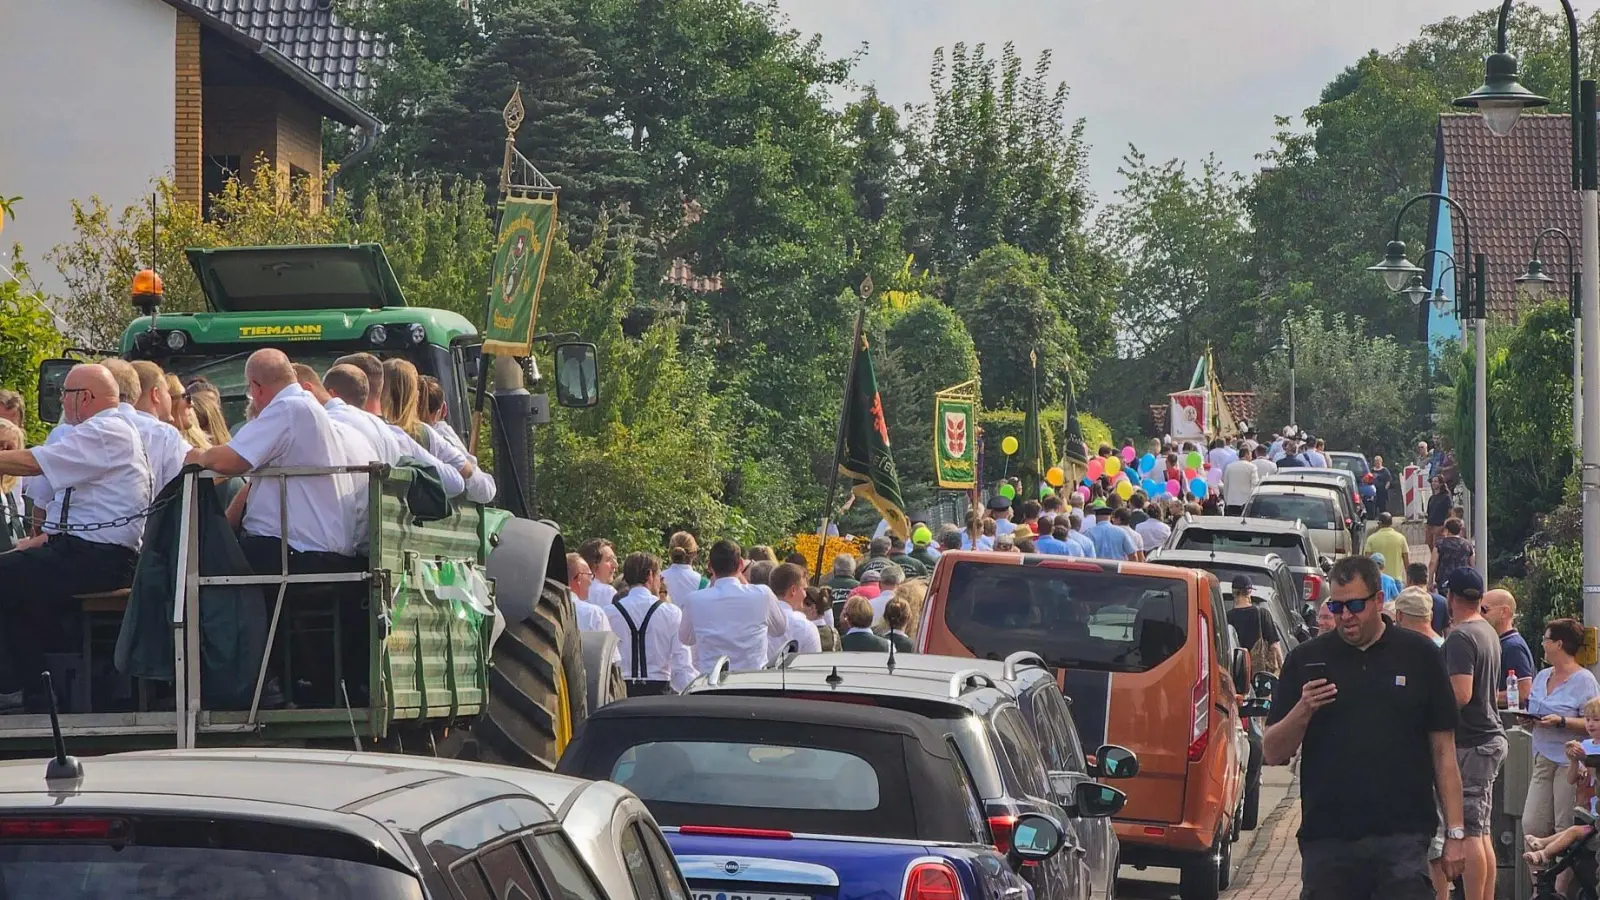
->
xmin=1367 ymin=194 xmax=1488 ymax=581
xmin=1433 ymin=263 xmax=1458 ymax=317
xmin=1517 ymin=227 xmax=1583 ymax=452
xmin=1273 ymin=322 xmax=1297 ymax=428
xmin=1458 ymin=0 xmax=1600 ymax=630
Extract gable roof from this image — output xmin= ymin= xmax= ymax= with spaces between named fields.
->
xmin=1148 ymin=392 xmax=1260 ymax=435
xmin=1435 ymin=112 xmax=1587 ymax=322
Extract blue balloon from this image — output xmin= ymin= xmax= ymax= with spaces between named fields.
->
xmin=1189 ymin=477 xmax=1208 ymax=498
xmin=1139 ymin=453 xmax=1157 ymax=473
xmin=1142 ymin=478 xmax=1161 ymax=496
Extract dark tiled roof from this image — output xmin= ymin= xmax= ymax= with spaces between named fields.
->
xmin=181 ymin=0 xmax=388 ymax=95
xmin=1437 ymin=113 xmax=1587 ymax=322
xmin=1148 ymin=392 xmax=1259 ymax=435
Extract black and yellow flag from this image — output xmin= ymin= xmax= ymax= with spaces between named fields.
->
xmin=840 ymin=335 xmax=909 ymax=539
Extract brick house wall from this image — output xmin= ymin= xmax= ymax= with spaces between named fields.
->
xmin=174 ymin=14 xmax=204 ymax=208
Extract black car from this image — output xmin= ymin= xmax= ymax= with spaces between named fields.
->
xmin=1144 ymin=549 xmax=1314 ymax=646
xmin=673 ymin=656 xmax=1130 ymax=900
xmin=1166 ymin=515 xmax=1331 ymax=609
xmin=0 ymin=749 xmax=624 ymax=900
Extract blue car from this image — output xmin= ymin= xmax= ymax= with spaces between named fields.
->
xmin=559 ymin=695 xmax=1069 ymax=900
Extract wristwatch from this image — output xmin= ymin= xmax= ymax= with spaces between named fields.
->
xmin=1446 ymin=827 xmax=1467 ymax=840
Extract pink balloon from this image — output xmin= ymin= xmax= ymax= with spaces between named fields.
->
xmin=1076 ymin=486 xmax=1091 ymax=501
xmin=1166 ymin=478 xmax=1181 ymax=496
xmin=1121 ymin=445 xmax=1136 ymax=464
xmin=1086 ymin=458 xmax=1104 ymax=480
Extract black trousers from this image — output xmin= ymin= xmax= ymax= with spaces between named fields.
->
xmin=0 ymin=535 xmax=137 ymax=697
xmin=238 ymin=534 xmax=367 ymax=707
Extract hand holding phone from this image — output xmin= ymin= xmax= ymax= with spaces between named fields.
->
xmin=1298 ymin=661 xmax=1336 ymax=713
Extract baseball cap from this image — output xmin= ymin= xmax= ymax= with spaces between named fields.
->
xmin=1369 ymin=552 xmax=1386 ymax=569
xmin=912 ymin=525 xmax=933 ymax=546
xmin=1091 ymin=499 xmax=1110 ymax=514
xmin=1440 ymin=567 xmax=1484 ymax=598
xmin=1394 ymin=587 xmax=1433 ymax=619
xmin=987 ymin=495 xmax=1012 ymax=512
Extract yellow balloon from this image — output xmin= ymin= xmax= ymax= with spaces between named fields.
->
xmin=1116 ymin=480 xmax=1135 ymax=500
xmin=1046 ymin=466 xmax=1065 ymax=487
xmin=1001 ymin=436 xmax=1019 ymax=455
xmin=1104 ymin=456 xmax=1122 ymax=477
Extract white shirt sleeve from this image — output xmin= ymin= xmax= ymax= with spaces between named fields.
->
xmin=31 ymin=417 xmax=131 ymax=490
xmin=227 ymin=402 xmax=292 ymax=469
xmin=425 ymin=427 xmax=496 ymax=503
xmin=395 ymin=430 xmax=466 ymax=497
xmin=678 ymin=598 xmax=698 ymax=646
xmin=667 ymin=606 xmax=700 ymax=693
xmin=765 ymin=590 xmax=787 ymax=637
xmin=793 ymin=614 xmax=822 ymax=654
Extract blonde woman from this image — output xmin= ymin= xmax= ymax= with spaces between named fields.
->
xmin=888 ymin=578 xmax=928 ymax=642
xmin=167 ymin=374 xmax=210 ymax=449
xmin=384 ymin=357 xmax=497 ymax=503
xmin=0 ymin=419 xmax=27 ymax=551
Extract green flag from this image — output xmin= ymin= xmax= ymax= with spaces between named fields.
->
xmin=1189 ymin=352 xmax=1208 ymax=390
xmin=484 ymin=196 xmax=559 ymax=356
xmin=1019 ymin=351 xmax=1045 ymax=493
xmin=840 ymin=334 xmax=909 ymax=539
xmin=934 ymin=390 xmax=977 ymax=489
xmin=1060 ymin=363 xmax=1089 ymax=487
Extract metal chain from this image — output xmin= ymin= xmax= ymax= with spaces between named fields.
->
xmin=36 ymin=492 xmax=181 ymax=534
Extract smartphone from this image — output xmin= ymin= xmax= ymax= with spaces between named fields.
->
xmin=1303 ymin=661 xmax=1329 ymax=685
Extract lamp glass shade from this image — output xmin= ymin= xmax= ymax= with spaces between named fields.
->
xmin=1452 ymin=52 xmax=1550 ymax=137
xmin=1403 ymin=275 xmax=1432 ymax=306
xmin=1517 ymin=259 xmax=1555 ymax=296
xmin=1367 ymin=242 xmax=1424 ymax=292
xmin=1432 ymin=291 xmax=1451 ymax=316
xmin=1480 ymin=101 xmax=1524 ymax=136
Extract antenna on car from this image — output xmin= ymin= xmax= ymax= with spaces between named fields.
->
xmin=886 ymin=639 xmax=897 ymax=674
xmin=41 ymin=671 xmax=82 ymax=782
xmin=826 ymin=666 xmax=843 ymax=688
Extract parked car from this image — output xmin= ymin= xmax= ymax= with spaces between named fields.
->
xmin=1144 ymin=549 xmax=1314 ymax=646
xmin=1263 ymin=469 xmax=1366 ymax=539
xmin=1245 ymin=482 xmax=1356 ymax=559
xmin=918 ymin=552 xmax=1251 ymax=900
xmin=1324 ymin=451 xmax=1371 ymax=483
xmin=558 ymin=695 xmax=1072 ymax=900
xmin=685 ymin=651 xmax=1137 ymax=900
xmin=0 ymin=747 xmax=670 ymax=900
xmin=1164 ymin=515 xmax=1329 ymax=608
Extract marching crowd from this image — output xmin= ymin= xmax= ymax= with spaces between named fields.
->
xmin=0 ymin=348 xmax=494 ymax=713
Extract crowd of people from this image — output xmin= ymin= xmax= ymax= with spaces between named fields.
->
xmin=0 ymin=348 xmax=495 ymax=713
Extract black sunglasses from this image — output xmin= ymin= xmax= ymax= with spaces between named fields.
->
xmin=1326 ymin=591 xmax=1381 ymax=617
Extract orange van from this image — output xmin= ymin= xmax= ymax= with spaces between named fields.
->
xmin=918 ymin=551 xmax=1249 ymax=900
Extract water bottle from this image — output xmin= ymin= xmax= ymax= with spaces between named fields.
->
xmin=1506 ymin=670 xmax=1520 ymax=710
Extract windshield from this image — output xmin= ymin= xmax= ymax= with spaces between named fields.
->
xmin=1327 ymin=455 xmax=1369 ymax=478
xmin=0 ymin=845 xmax=423 ymax=899
xmin=1174 ymin=529 xmax=1307 ymax=566
xmin=1188 ymin=564 xmax=1275 ymax=591
xmin=1245 ymin=493 xmax=1338 ymax=530
xmin=941 ymin=561 xmax=1189 ymax=673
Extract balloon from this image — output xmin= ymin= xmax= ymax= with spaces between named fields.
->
xmin=1184 ymin=468 xmax=1199 ymax=481
xmin=997 ymin=483 xmax=1016 ymax=499
xmin=1086 ymin=458 xmax=1104 ymax=480
xmin=1046 ymin=466 xmax=1065 ymax=487
xmin=1041 ymin=485 xmax=1054 ymax=499
xmin=1076 ymin=486 xmax=1092 ymax=501
xmin=1140 ymin=453 xmax=1157 ymax=473
xmin=1001 ymin=436 xmax=1019 ymax=456
xmin=1186 ymin=450 xmax=1203 ymax=469
xmin=1166 ymin=478 xmax=1181 ymax=497
xmin=1115 ymin=480 xmax=1135 ymax=500
xmin=1121 ymin=445 xmax=1136 ymax=464
xmin=1105 ymin=456 xmax=1122 ymax=477
xmin=1142 ymin=478 xmax=1162 ymax=496
xmin=1190 ymin=478 xmax=1208 ymax=498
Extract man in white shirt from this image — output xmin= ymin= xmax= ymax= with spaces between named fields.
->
xmin=1251 ymin=444 xmax=1279 ymax=480
xmin=767 ymin=562 xmax=823 ymax=661
xmin=1222 ymin=452 xmax=1261 ymax=517
xmin=291 ymin=365 xmax=385 ymax=550
xmin=870 ymin=564 xmax=905 ymax=624
xmin=106 ymin=360 xmax=192 ymax=496
xmin=315 ymin=365 xmax=465 ymax=498
xmin=1135 ymin=507 xmax=1172 ymax=553
xmin=606 ymin=552 xmax=697 ymax=695
xmin=564 ymin=552 xmax=611 ymax=633
xmin=1304 ymin=437 xmax=1328 ymax=468
xmin=0 ymin=364 xmax=151 ymax=711
xmin=989 ymin=495 xmax=1016 ymax=536
xmin=579 ymin=538 xmax=619 ymax=607
xmin=679 ymin=538 xmax=787 ymax=673
xmin=1207 ymin=439 xmax=1239 ymax=476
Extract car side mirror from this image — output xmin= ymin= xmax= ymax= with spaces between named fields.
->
xmin=1240 ymin=697 xmax=1272 ymax=719
xmin=553 ymin=341 xmax=599 ymax=408
xmin=1319 ymin=556 xmax=1333 ymax=574
xmin=36 ymin=358 xmax=77 ymax=425
xmin=1092 ymin=744 xmax=1139 ymax=780
xmin=1251 ymin=671 xmax=1279 ymax=698
xmin=1009 ymin=812 xmax=1066 ymax=862
xmin=1230 ymin=647 xmax=1249 ymax=690
xmin=1073 ymin=782 xmax=1126 ymax=819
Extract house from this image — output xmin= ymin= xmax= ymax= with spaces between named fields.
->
xmin=1147 ymin=392 xmax=1260 ymax=437
xmin=0 ymin=0 xmax=383 ymax=295
xmin=1426 ymin=113 xmax=1590 ymax=347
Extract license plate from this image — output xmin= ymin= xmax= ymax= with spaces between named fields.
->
xmin=691 ymin=883 xmax=812 ymax=890
xmin=692 ymin=893 xmax=811 ymax=900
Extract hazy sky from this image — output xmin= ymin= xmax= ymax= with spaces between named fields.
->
xmin=772 ymin=0 xmax=1558 ymax=204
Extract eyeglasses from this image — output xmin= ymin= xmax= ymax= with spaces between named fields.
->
xmin=574 ymin=570 xmax=593 ymax=580
xmin=60 ymin=388 xmax=92 ymax=398
xmin=1326 ymin=590 xmax=1380 ymax=617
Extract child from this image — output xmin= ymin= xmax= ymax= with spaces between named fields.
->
xmin=1523 ymin=696 xmax=1600 ymax=892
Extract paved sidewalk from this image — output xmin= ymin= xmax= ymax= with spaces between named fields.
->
xmin=1221 ymin=785 xmax=1302 ymax=899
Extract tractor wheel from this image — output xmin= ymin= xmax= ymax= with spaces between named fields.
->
xmin=471 ymin=578 xmax=589 ymax=770
xmin=580 ymin=630 xmax=626 ymax=710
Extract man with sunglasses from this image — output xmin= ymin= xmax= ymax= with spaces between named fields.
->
xmin=1439 ymin=567 xmax=1506 ymax=900
xmin=1263 ymin=555 xmax=1465 ymax=899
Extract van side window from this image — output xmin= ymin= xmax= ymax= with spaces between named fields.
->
xmin=1033 ymin=685 xmax=1088 ymax=773
xmin=992 ymin=706 xmax=1051 ymax=799
xmin=946 ymin=736 xmax=990 ymax=842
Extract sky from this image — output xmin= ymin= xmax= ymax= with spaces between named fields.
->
xmin=772 ymin=0 xmax=1561 ymax=205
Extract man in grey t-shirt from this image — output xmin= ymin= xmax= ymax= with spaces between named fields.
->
xmin=1440 ymin=567 xmax=1505 ymax=900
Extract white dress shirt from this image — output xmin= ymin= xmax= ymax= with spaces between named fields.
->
xmin=1135 ymin=518 xmax=1172 ymax=552
xmin=1252 ymin=457 xmax=1279 ymax=479
xmin=572 ymin=592 xmax=609 ymax=632
xmin=420 ymin=424 xmax=496 ymax=503
xmin=121 ymin=406 xmax=193 ymax=495
xmin=1208 ymin=446 xmax=1239 ymax=474
xmin=432 ymin=419 xmax=470 ymax=457
xmin=679 ymin=576 xmax=788 ymax=673
xmin=588 ymin=581 xmax=618 ymax=607
xmin=31 ymin=408 xmax=151 ymax=550
xmin=327 ymin=416 xmax=378 ymax=552
xmin=607 ymin=586 xmax=697 ymax=691
xmin=662 ymin=563 xmax=704 ymax=606
xmin=229 ymin=383 xmax=360 ymax=555
xmin=994 ymin=519 xmax=1017 ymax=537
xmin=24 ymin=422 xmax=73 ymax=528
xmin=1222 ymin=458 xmax=1261 ymax=507
xmin=769 ymin=606 xmax=822 ymax=661
xmin=326 ymin=399 xmax=465 ymax=498
xmin=1305 ymin=449 xmax=1327 ymax=468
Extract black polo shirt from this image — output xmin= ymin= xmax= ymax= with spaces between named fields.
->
xmin=1267 ymin=625 xmax=1456 ymax=841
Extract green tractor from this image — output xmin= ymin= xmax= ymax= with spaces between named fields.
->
xmin=1 ymin=243 xmax=621 ymax=769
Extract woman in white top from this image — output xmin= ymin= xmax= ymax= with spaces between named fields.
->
xmin=662 ymin=531 xmax=706 ymax=605
xmin=0 ymin=419 xmax=28 ymax=551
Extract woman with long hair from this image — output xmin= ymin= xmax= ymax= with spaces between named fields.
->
xmin=381 ymin=358 xmax=428 ymax=443
xmin=185 ymin=381 xmax=232 ymax=447
xmin=168 ymin=374 xmax=210 ymax=449
xmin=662 ymin=531 xmax=705 ymax=604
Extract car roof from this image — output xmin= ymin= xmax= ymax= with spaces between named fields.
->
xmin=588 ymin=694 xmax=969 ymax=744
xmin=930 ymin=549 xmax=1199 ymax=580
xmin=1176 ymin=515 xmax=1309 ymax=535
xmin=1326 ymin=452 xmax=1366 ymax=461
xmin=689 ymin=660 xmax=1018 ymax=715
xmin=1147 ymin=549 xmax=1288 ymax=571
xmin=782 ymin=651 xmax=1059 ymax=694
xmin=1264 ymin=470 xmax=1350 ymax=484
xmin=1252 ymin=483 xmax=1339 ymax=498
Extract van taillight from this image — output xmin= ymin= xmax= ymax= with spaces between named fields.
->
xmin=987 ymin=815 xmax=1015 ymax=855
xmin=905 ymin=861 xmax=962 ymax=900
xmin=1302 ymin=574 xmax=1323 ymax=603
xmin=1189 ymin=617 xmax=1210 ymax=762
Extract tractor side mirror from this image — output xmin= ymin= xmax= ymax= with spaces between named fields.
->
xmin=36 ymin=358 xmax=77 ymax=424
xmin=554 ymin=342 xmax=599 ymax=409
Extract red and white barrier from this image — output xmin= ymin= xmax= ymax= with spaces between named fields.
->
xmin=1402 ymin=465 xmax=1426 ymax=519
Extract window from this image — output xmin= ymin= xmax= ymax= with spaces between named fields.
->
xmin=526 ymin=832 xmax=606 ymax=900
xmin=1174 ymin=528 xmax=1308 ymax=566
xmin=637 ymin=823 xmax=689 ymax=900
xmin=991 ymin=707 xmax=1051 ymax=799
xmin=942 ymin=561 xmax=1189 ymax=673
xmin=946 ymin=736 xmax=990 ymax=842
xmin=619 ymin=824 xmax=664 ymax=900
xmin=610 ymin=741 xmax=880 ymax=811
xmin=1029 ymin=686 xmax=1088 ymax=773
xmin=0 ymin=845 xmax=425 ymax=899
xmin=202 ymin=154 xmax=242 ymax=219
xmin=476 ymin=840 xmax=544 ymax=900
xmin=1245 ymin=493 xmax=1337 ymax=530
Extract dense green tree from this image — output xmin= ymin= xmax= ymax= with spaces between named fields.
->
xmin=952 ymin=244 xmax=1080 ymax=410
xmin=0 ymin=250 xmax=64 ymax=444
xmin=872 ymin=294 xmax=981 ymax=505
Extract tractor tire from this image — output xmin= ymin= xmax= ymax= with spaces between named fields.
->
xmin=580 ymin=630 xmax=626 ymax=711
xmin=471 ymin=578 xmax=589 ymax=771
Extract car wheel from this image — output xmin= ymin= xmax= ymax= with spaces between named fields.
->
xmin=1217 ymin=833 xmax=1234 ymax=890
xmin=1241 ymin=741 xmax=1264 ymax=831
xmin=1178 ymin=840 xmax=1222 ymax=900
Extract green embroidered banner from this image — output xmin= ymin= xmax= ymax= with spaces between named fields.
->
xmin=484 ymin=196 xmax=558 ymax=356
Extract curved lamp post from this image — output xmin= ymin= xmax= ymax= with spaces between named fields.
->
xmin=1272 ymin=321 xmax=1297 ymax=428
xmin=1456 ymin=0 xmax=1600 ymax=639
xmin=1368 ymin=194 xmax=1488 ymax=580
xmin=1516 ymin=227 xmax=1583 ymax=452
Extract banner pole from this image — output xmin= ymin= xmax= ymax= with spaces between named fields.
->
xmin=815 ymin=281 xmax=873 ymax=576
xmin=472 ymin=87 xmax=525 ymax=456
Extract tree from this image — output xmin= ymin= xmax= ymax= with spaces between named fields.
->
xmin=872 ymin=293 xmax=981 ymax=504
xmin=952 ymin=244 xmax=1082 ymax=410
xmin=0 ymin=251 xmax=64 ymax=444
xmin=1251 ymin=307 xmax=1428 ymax=460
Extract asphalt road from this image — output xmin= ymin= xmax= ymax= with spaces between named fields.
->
xmin=1114 ymin=765 xmax=1295 ymax=899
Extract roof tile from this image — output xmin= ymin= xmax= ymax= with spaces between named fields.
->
xmin=177 ymin=0 xmax=385 ymax=96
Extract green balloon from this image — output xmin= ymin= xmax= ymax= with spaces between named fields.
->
xmin=997 ymin=484 xmax=1016 ymax=499
xmin=1040 ymin=485 xmax=1053 ymax=499
xmin=1186 ymin=450 xmax=1203 ymax=469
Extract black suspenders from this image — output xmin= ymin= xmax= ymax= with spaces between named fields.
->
xmin=612 ymin=597 xmax=666 ymax=680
